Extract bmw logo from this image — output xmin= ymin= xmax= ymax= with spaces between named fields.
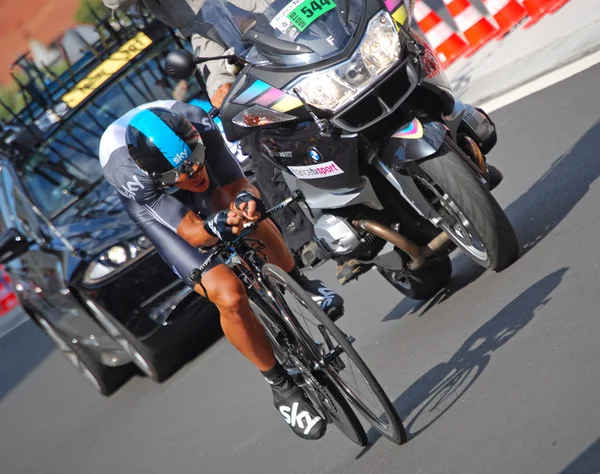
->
xmin=308 ymin=147 xmax=323 ymax=163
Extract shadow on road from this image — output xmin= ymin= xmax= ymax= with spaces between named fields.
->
xmin=504 ymin=120 xmax=600 ymax=256
xmin=557 ymin=438 xmax=600 ymax=474
xmin=0 ymin=319 xmax=55 ymax=402
xmin=382 ymin=256 xmax=486 ymax=323
xmin=359 ymin=267 xmax=568 ymax=455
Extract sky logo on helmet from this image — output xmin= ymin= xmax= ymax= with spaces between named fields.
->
xmin=172 ymin=148 xmax=188 ymax=165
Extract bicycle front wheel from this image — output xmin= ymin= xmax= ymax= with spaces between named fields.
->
xmin=249 ymin=298 xmax=368 ymax=446
xmin=262 ymin=264 xmax=407 ymax=444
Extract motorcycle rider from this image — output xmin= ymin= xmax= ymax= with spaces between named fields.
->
xmin=99 ymin=100 xmax=344 ymax=439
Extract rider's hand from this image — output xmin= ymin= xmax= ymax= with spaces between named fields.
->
xmin=210 ymin=83 xmax=232 ymax=108
xmin=203 ymin=210 xmax=243 ymax=241
xmin=234 ymin=190 xmax=266 ymax=222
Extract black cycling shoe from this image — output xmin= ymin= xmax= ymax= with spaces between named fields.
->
xmin=300 ymin=279 xmax=344 ymax=321
xmin=271 ymin=382 xmax=327 ymax=440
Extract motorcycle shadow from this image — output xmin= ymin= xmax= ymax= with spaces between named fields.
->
xmin=503 ymin=119 xmax=600 ymax=257
xmin=357 ymin=267 xmax=568 ymax=456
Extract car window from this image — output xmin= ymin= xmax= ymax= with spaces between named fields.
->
xmin=15 ymin=48 xmax=202 ymax=219
xmin=0 ymin=163 xmax=45 ymax=242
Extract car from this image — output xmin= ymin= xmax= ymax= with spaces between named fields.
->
xmin=0 ymin=13 xmax=220 ymax=395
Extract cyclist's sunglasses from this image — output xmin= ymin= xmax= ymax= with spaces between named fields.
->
xmin=153 ymin=144 xmax=206 ymax=187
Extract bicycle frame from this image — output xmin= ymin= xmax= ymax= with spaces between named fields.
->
xmin=187 ymin=195 xmax=406 ymax=444
xmin=188 ymin=192 xmax=309 ymax=349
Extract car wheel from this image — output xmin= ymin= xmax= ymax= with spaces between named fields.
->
xmin=36 ymin=317 xmax=133 ymax=396
xmin=89 ymin=305 xmax=175 ymax=382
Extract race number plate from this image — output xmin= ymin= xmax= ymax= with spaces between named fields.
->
xmin=286 ymin=0 xmax=337 ymax=32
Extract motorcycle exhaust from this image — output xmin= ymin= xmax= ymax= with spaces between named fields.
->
xmin=353 ymin=219 xmax=450 ymax=270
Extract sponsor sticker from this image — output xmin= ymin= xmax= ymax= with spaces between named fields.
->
xmin=288 ymin=161 xmax=344 ymax=179
xmin=62 ymin=32 xmax=153 ymax=108
xmin=270 ymin=0 xmax=305 ymax=30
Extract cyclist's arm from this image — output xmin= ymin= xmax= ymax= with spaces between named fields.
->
xmin=137 ymin=191 xmax=220 ymax=248
xmin=222 ymin=178 xmax=261 ymax=204
xmin=102 ymin=146 xmax=219 ymax=248
xmin=177 ymin=211 xmax=219 ymax=248
xmin=137 ymin=190 xmax=223 ymax=248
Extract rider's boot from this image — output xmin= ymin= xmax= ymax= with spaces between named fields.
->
xmin=336 ymin=259 xmax=373 ymax=286
xmin=288 ymin=265 xmax=344 ymax=321
xmin=262 ymin=363 xmax=327 ymax=440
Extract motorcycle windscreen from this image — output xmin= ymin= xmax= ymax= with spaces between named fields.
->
xmin=195 ymin=0 xmax=364 ymax=67
xmin=258 ymin=123 xmax=361 ymax=191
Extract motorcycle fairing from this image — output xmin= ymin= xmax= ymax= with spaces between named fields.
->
xmin=255 ymin=123 xmax=362 ymax=190
xmin=381 ymin=119 xmax=446 ymax=170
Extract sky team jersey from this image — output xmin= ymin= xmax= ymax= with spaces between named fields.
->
xmin=99 ymin=100 xmax=244 ymax=233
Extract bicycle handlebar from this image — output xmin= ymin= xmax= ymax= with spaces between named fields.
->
xmin=188 ymin=191 xmax=305 ymax=284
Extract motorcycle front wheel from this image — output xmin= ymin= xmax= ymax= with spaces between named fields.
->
xmin=414 ymin=143 xmax=520 ymax=271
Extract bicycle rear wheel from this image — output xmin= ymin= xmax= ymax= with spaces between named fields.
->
xmin=262 ymin=264 xmax=407 ymax=444
xmin=249 ymin=299 xmax=368 ymax=446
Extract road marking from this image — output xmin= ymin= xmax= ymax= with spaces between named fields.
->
xmin=478 ymin=49 xmax=600 ymax=112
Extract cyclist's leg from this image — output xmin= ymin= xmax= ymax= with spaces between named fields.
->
xmin=250 ymin=219 xmax=344 ymax=317
xmin=119 ymin=195 xmax=276 ymax=370
xmin=250 ymin=218 xmax=294 ymax=272
xmin=121 ymin=196 xmax=326 ymax=439
xmin=193 ymin=264 xmax=275 ymax=371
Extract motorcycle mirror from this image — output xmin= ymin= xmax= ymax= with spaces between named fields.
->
xmin=165 ymin=49 xmax=198 ymax=80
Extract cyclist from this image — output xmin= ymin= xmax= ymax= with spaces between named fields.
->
xmin=99 ymin=100 xmax=344 ymax=439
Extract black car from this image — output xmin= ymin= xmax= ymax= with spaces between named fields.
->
xmin=0 ymin=13 xmax=219 ymax=395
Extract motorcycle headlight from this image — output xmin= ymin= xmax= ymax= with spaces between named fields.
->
xmin=83 ymin=240 xmax=152 ymax=285
xmin=285 ymin=10 xmax=401 ymax=112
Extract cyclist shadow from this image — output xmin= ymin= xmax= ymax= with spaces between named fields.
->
xmin=358 ymin=267 xmax=568 ymax=456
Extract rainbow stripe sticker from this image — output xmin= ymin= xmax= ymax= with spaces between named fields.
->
xmin=232 ymin=79 xmax=303 ymax=112
xmin=392 ymin=118 xmax=424 ymax=139
xmin=385 ymin=0 xmax=408 ymax=27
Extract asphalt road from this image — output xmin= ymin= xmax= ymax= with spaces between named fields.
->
xmin=2 ymin=65 xmax=600 ymax=474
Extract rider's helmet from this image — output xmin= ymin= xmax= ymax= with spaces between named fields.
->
xmin=125 ymin=107 xmax=205 ymax=188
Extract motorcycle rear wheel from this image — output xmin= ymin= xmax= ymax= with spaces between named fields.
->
xmin=377 ymin=253 xmax=452 ymax=300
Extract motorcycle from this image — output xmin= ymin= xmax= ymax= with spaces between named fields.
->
xmin=166 ymin=0 xmax=519 ymax=300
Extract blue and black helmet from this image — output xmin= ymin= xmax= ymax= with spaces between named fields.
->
xmin=125 ymin=107 xmax=205 ymax=187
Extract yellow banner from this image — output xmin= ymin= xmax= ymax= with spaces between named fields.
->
xmin=62 ymin=32 xmax=153 ymax=108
